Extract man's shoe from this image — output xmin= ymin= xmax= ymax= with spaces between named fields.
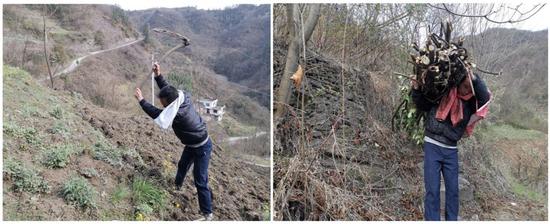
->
xmin=175 ymin=185 xmax=182 ymax=191
xmin=194 ymin=213 xmax=213 ymax=221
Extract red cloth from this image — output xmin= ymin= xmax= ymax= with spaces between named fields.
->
xmin=435 ymin=73 xmax=491 ymax=136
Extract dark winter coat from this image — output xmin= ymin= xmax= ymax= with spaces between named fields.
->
xmin=139 ymin=75 xmax=208 ymax=146
xmin=412 ymin=74 xmax=490 ymax=146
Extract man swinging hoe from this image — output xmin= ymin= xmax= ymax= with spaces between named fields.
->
xmin=409 ymin=22 xmax=492 ymax=221
xmin=134 ymin=63 xmax=213 ymax=221
xmin=133 ymin=29 xmax=213 ymax=221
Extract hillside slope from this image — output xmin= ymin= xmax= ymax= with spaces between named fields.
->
xmin=3 ymin=4 xmax=139 ymax=79
xmin=273 ymin=27 xmax=547 ymax=220
xmin=128 ymin=5 xmax=271 ymax=107
xmin=466 ymin=28 xmax=548 ymax=131
xmin=3 ymin=65 xmax=269 ymax=220
xmin=3 ymin=4 xmax=269 ymax=129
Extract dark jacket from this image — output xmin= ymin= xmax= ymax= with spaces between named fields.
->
xmin=139 ymin=75 xmax=208 ymax=146
xmin=412 ymin=74 xmax=490 ymax=146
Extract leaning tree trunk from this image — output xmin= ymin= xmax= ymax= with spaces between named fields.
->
xmin=274 ymin=4 xmax=321 ymax=118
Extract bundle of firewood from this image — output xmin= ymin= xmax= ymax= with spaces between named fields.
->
xmin=410 ymin=21 xmax=475 ymax=103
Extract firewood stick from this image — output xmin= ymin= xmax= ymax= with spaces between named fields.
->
xmin=476 ymin=67 xmax=502 ymax=76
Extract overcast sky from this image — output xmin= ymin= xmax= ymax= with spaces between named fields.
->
xmin=498 ymin=4 xmax=548 ymax=31
xmin=118 ymin=1 xmax=260 ymax=11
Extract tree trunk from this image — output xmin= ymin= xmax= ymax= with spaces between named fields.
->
xmin=21 ymin=37 xmax=28 ymax=68
xmin=275 ymin=4 xmax=321 ymax=118
xmin=42 ymin=6 xmax=54 ymax=88
xmin=284 ymin=4 xmax=295 ymax=43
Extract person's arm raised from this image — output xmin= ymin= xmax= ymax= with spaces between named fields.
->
xmin=471 ymin=73 xmax=491 ymax=109
xmin=135 ymin=88 xmax=162 ymax=119
xmin=152 ymin=63 xmax=169 ymax=89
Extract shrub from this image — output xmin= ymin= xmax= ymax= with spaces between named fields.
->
xmin=62 ymin=176 xmax=97 ymax=209
xmin=135 ymin=203 xmax=153 ymax=216
xmin=50 ymin=106 xmax=64 ymax=119
xmin=48 ymin=121 xmax=70 ymax=137
xmin=42 ymin=144 xmax=78 ymax=168
xmin=111 ymin=5 xmax=129 ymax=26
xmin=22 ymin=104 xmax=43 ymax=117
xmin=262 ymin=202 xmax=270 ymax=221
xmin=167 ymin=71 xmax=193 ymax=92
xmin=132 ymin=178 xmax=166 ymax=212
xmin=92 ymin=142 xmax=123 ymax=166
xmin=80 ymin=167 xmax=99 ymax=178
xmin=392 ymin=84 xmax=425 ymax=145
xmin=94 ymin=30 xmax=105 ymax=48
xmin=52 ymin=43 xmax=68 ymax=64
xmin=4 ymin=123 xmax=41 ymax=147
xmin=20 ymin=127 xmax=41 ymax=145
xmin=3 ymin=159 xmax=50 ymax=193
xmin=124 ymin=147 xmax=145 ymax=167
xmin=111 ymin=184 xmax=130 ymax=203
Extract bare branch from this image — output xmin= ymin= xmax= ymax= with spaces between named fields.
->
xmin=428 ymin=3 xmax=546 ymax=24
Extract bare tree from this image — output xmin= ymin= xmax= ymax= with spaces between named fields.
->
xmin=20 ymin=37 xmax=29 ymax=68
xmin=275 ymin=4 xmax=321 ymax=118
xmin=42 ymin=5 xmax=54 ymax=88
xmin=428 ymin=3 xmax=546 ymax=24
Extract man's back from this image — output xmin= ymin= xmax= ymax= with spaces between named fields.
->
xmin=171 ymin=92 xmax=208 ymax=146
xmin=138 ymin=74 xmax=209 ymax=146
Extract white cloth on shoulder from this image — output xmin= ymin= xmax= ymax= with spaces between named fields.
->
xmin=154 ymin=90 xmax=185 ymax=129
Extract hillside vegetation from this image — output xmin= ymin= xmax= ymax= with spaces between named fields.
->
xmin=273 ymin=4 xmax=547 ymax=221
xmin=3 ymin=4 xmax=270 ymax=221
xmin=3 ymin=65 xmax=269 ymax=220
xmin=128 ymin=5 xmax=271 ymax=107
xmin=3 ymin=4 xmax=269 ymax=128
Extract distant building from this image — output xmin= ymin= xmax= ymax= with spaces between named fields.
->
xmin=198 ymin=99 xmax=225 ymax=121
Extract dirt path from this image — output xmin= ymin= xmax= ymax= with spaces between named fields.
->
xmin=225 ymin=131 xmax=267 ymax=144
xmin=223 ymin=131 xmax=270 ymax=168
xmin=40 ymin=37 xmax=143 ymax=82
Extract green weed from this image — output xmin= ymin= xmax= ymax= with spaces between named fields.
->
xmin=3 ymin=123 xmax=41 ymax=148
xmin=132 ymin=178 xmax=166 ymax=212
xmin=135 ymin=203 xmax=154 ymax=216
xmin=92 ymin=142 xmax=123 ymax=166
xmin=22 ymin=104 xmax=43 ymax=118
xmin=111 ymin=184 xmax=130 ymax=204
xmin=50 ymin=106 xmax=64 ymax=119
xmin=167 ymin=71 xmax=193 ymax=92
xmin=484 ymin=124 xmax=545 ymax=141
xmin=42 ymin=144 xmax=79 ymax=168
xmin=48 ymin=121 xmax=70 ymax=137
xmin=62 ymin=176 xmax=97 ymax=209
xmin=3 ymin=159 xmax=50 ymax=193
xmin=262 ymin=202 xmax=270 ymax=221
xmin=511 ymin=181 xmax=545 ymax=202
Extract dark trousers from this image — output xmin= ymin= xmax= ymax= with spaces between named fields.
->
xmin=423 ymin=141 xmax=459 ymax=221
xmin=175 ymin=139 xmax=213 ymax=215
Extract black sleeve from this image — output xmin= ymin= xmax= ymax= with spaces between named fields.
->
xmin=411 ymin=89 xmax=435 ymax=112
xmin=155 ymin=74 xmax=170 ymax=89
xmin=139 ymin=99 xmax=162 ymax=119
xmin=472 ymin=74 xmax=491 ymax=109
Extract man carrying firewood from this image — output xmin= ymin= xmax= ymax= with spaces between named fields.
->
xmin=411 ymin=68 xmax=491 ymax=220
xmin=134 ymin=63 xmax=213 ymax=221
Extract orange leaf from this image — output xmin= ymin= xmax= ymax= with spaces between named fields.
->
xmin=290 ymin=64 xmax=304 ymax=89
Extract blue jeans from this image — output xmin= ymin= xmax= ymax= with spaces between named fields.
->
xmin=423 ymin=142 xmax=459 ymax=221
xmin=175 ymin=139 xmax=213 ymax=215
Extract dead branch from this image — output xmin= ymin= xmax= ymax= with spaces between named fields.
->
xmin=428 ymin=3 xmax=546 ymax=24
